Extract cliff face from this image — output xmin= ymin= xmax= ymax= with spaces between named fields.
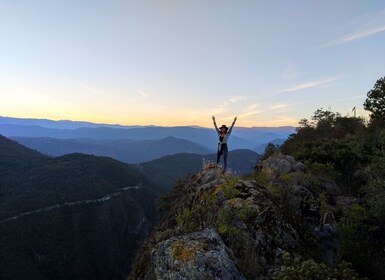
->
xmin=129 ymin=161 xmax=322 ymax=279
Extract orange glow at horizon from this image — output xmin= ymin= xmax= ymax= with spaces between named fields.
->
xmin=0 ymin=111 xmax=300 ymax=128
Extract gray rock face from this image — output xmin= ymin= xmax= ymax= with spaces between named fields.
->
xmin=260 ymin=155 xmax=313 ymax=214
xmin=320 ymin=179 xmax=340 ymax=194
xmin=292 ymin=162 xmax=305 ymax=172
xmin=153 ymin=228 xmax=245 ymax=280
xmin=199 ymin=164 xmax=219 ymax=184
xmin=287 ymin=185 xmax=313 ymax=211
xmin=262 ymin=154 xmax=306 ymax=175
xmin=262 ymin=156 xmax=292 ymax=174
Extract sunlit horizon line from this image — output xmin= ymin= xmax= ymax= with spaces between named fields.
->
xmin=0 ymin=114 xmax=298 ymax=129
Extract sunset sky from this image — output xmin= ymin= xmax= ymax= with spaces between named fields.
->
xmin=1 ymin=1 xmax=384 ymax=127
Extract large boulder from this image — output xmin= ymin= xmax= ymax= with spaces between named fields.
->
xmin=262 ymin=154 xmax=306 ymax=175
xmin=262 ymin=155 xmax=292 ymax=175
xmin=153 ymin=228 xmax=244 ymax=280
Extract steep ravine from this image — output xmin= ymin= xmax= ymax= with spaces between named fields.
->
xmin=0 ymin=135 xmax=162 ymax=280
xmin=0 ymin=188 xmax=155 ymax=280
xmin=0 ymin=186 xmax=141 ymax=224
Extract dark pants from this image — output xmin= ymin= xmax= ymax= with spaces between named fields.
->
xmin=217 ymin=143 xmax=228 ymax=170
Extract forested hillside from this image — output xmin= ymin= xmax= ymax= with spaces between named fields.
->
xmin=279 ymin=77 xmax=385 ymax=279
xmin=0 ymin=136 xmax=162 ymax=280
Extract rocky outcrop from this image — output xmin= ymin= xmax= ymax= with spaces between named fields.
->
xmin=129 ymin=163 xmax=320 ymax=280
xmin=153 ymin=228 xmax=244 ymax=280
xmin=262 ymin=154 xmax=304 ymax=175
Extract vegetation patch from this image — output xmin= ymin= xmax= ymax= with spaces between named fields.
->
xmin=175 ymin=208 xmax=197 ymax=232
xmin=215 ymin=207 xmax=239 ymax=237
xmin=279 ymin=78 xmax=385 ymax=279
xmin=222 ymin=178 xmax=241 ymax=199
xmin=251 ymin=170 xmax=269 ymax=186
xmin=235 ymin=203 xmax=259 ymax=223
xmin=275 ymin=258 xmax=366 ymax=280
xmin=237 ymin=239 xmax=262 ymax=279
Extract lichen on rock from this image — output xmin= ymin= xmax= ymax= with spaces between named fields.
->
xmin=153 ymin=228 xmax=245 ymax=280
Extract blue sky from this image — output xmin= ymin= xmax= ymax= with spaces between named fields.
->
xmin=0 ymin=0 xmax=384 ymax=127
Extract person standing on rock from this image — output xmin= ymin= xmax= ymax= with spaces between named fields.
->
xmin=212 ymin=116 xmax=237 ymax=172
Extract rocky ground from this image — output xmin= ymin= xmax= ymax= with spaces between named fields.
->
xmin=128 ymin=154 xmax=341 ymax=279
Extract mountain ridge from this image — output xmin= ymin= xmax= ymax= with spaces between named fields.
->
xmin=0 ymin=134 xmax=46 ymax=160
xmin=11 ymin=136 xmax=211 ymax=163
xmin=0 ymin=116 xmax=295 ymax=130
xmin=0 ymin=117 xmax=295 ymax=151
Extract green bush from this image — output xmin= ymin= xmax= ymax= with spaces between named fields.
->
xmin=235 ymin=204 xmax=259 ymax=223
xmin=215 ymin=207 xmax=239 ymax=236
xmin=262 ymin=143 xmax=279 ymax=160
xmin=276 ymin=259 xmax=366 ymax=280
xmin=252 ymin=170 xmax=269 ymax=186
xmin=176 ymin=208 xmax=196 ymax=232
xmin=221 ymin=177 xmax=240 ymax=199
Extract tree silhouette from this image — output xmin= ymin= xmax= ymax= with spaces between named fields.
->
xmin=364 ymin=76 xmax=385 ymax=121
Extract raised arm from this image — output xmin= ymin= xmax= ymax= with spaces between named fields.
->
xmin=228 ymin=116 xmax=237 ymax=135
xmin=212 ymin=116 xmax=220 ymax=133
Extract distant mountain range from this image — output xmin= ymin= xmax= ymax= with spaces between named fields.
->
xmin=253 ymin=138 xmax=287 ymax=153
xmin=0 ymin=116 xmax=295 ymax=152
xmin=11 ymin=136 xmax=211 ymax=163
xmin=0 ymin=116 xmax=141 ymax=129
xmin=137 ymin=149 xmax=260 ymax=190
